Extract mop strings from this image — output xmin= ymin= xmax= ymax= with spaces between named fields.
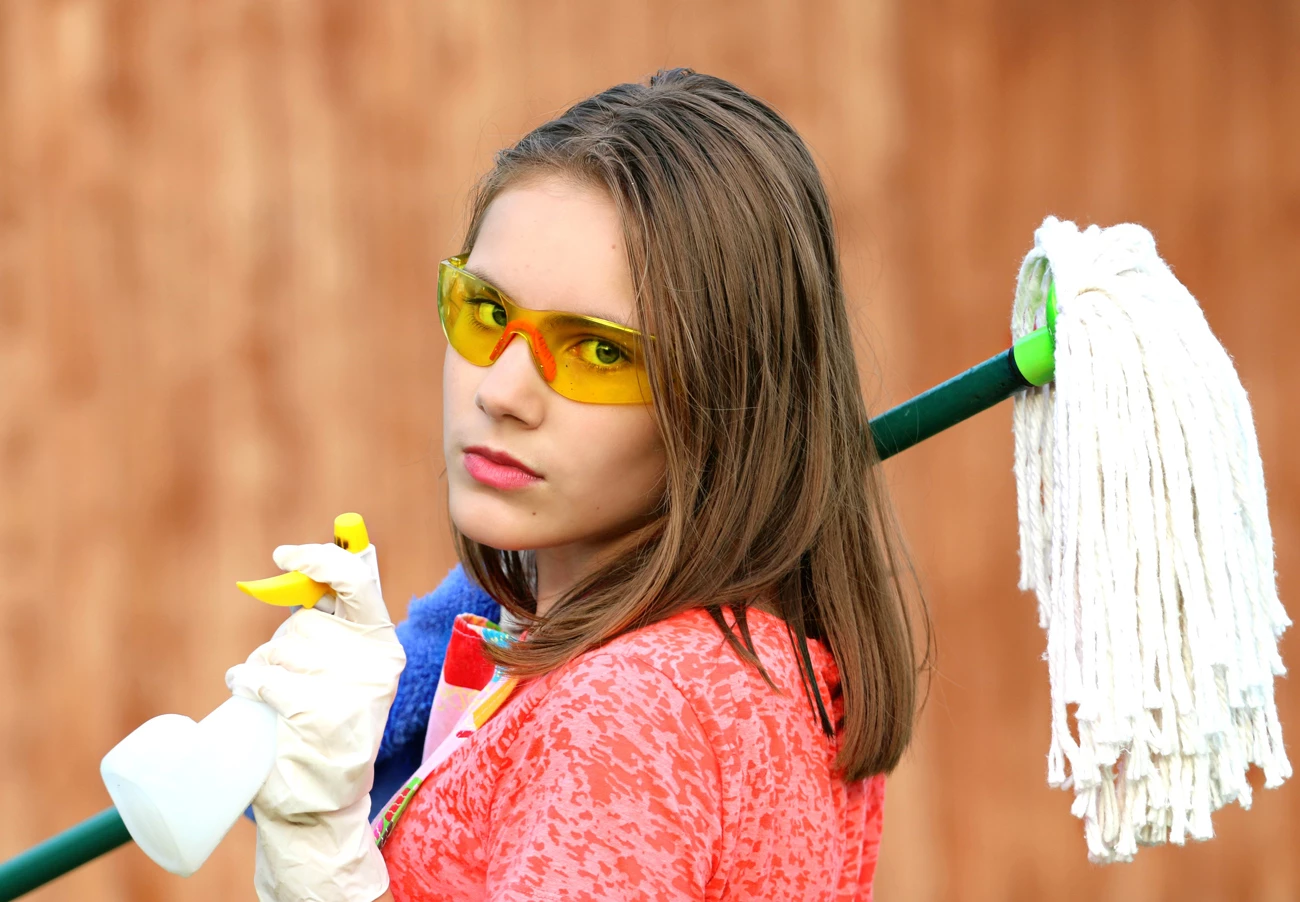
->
xmin=1010 ymin=217 xmax=1291 ymax=863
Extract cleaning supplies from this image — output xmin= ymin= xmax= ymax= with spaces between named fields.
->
xmin=1011 ymin=217 xmax=1291 ymax=862
xmin=235 ymin=512 xmax=373 ymax=612
xmin=225 ymin=536 xmax=406 ymax=902
xmin=97 ymin=513 xmax=377 ymax=877
xmin=3 ymin=221 xmax=1292 ymax=894
xmin=99 ymin=695 xmax=279 ymax=876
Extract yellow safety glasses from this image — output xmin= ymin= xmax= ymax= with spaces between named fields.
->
xmin=437 ymin=255 xmax=653 ymax=405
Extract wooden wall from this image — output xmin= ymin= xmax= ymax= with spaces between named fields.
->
xmin=0 ymin=2 xmax=1295 ymax=899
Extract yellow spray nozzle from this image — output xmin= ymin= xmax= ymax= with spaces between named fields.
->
xmin=330 ymin=512 xmax=369 ymax=553
xmin=236 ymin=513 xmax=370 ymax=608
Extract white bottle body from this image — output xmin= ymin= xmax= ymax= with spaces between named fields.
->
xmin=101 ymin=542 xmax=381 ymax=876
xmin=101 ymin=694 xmax=278 ymax=876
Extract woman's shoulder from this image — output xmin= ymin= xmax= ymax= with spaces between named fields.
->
xmin=566 ymin=607 xmax=779 ymax=690
xmin=599 ymin=606 xmax=743 ymax=669
xmin=529 ymin=606 xmax=837 ymax=746
xmin=597 ymin=606 xmax=835 ymax=689
xmin=523 ymin=608 xmax=741 ymax=711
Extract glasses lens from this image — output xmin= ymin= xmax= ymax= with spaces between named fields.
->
xmin=543 ymin=313 xmax=652 ymax=405
xmin=438 ymin=261 xmax=652 ymax=405
xmin=438 ymin=264 xmax=507 ymax=367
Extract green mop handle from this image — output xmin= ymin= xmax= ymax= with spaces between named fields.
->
xmin=0 ymin=808 xmax=131 ymax=901
xmin=0 ymin=301 xmax=1057 ymax=901
xmin=873 ymin=283 xmax=1057 ymax=459
xmin=872 ymin=323 xmax=1055 ymax=459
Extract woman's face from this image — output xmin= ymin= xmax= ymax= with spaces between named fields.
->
xmin=443 ymin=175 xmax=667 ymax=558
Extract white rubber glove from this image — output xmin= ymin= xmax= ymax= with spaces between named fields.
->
xmin=226 ymin=542 xmax=406 ymax=902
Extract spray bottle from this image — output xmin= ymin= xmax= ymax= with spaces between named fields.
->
xmin=97 ymin=512 xmax=373 ymax=877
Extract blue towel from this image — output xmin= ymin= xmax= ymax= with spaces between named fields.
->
xmin=244 ymin=564 xmax=499 ymax=824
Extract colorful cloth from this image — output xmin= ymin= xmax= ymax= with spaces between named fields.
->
xmin=421 ymin=613 xmax=506 ymax=761
xmin=370 ymin=566 xmax=499 ymax=821
xmin=372 ymin=613 xmax=515 ymax=847
xmin=379 ymin=606 xmax=886 ymax=901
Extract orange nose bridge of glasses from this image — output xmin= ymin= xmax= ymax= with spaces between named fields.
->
xmin=488 ymin=319 xmax=558 ymax=382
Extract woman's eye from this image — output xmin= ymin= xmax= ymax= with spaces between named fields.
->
xmin=472 ymin=300 xmax=507 ymax=329
xmin=574 ymin=339 xmax=628 ymax=368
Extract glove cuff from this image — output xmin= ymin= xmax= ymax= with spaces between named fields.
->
xmin=253 ymin=796 xmax=389 ymax=902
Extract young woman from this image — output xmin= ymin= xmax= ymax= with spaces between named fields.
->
xmin=227 ymin=68 xmax=928 ymax=902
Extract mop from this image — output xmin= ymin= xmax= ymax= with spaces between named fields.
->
xmin=1010 ymin=217 xmax=1291 ymax=862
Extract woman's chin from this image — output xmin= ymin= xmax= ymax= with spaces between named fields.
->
xmin=449 ymin=499 xmax=549 ymax=552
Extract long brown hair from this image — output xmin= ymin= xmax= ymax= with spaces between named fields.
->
xmin=451 ymin=68 xmax=930 ymax=781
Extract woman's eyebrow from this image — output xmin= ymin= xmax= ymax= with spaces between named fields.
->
xmin=462 ymin=264 xmax=506 ymax=291
xmin=462 ymin=264 xmax=635 ymax=329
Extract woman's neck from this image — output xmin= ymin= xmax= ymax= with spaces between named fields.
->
xmin=533 ymin=542 xmax=604 ymax=617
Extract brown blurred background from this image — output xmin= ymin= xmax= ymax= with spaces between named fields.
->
xmin=1 ymin=1 xmax=1296 ymax=900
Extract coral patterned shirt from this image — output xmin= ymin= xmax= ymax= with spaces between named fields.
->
xmin=381 ymin=607 xmax=886 ymax=901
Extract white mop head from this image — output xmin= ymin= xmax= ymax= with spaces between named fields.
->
xmin=1011 ymin=216 xmax=1291 ymax=863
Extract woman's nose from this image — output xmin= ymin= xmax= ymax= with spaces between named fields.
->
xmin=474 ymin=331 xmax=548 ymax=424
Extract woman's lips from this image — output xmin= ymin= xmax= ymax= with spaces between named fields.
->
xmin=463 ymin=450 xmax=542 ymax=490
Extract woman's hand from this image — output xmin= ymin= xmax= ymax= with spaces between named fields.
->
xmin=226 ymin=542 xmax=406 ymax=902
